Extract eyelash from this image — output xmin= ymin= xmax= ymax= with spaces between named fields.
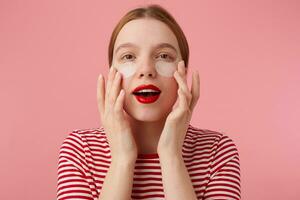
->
xmin=121 ymin=53 xmax=174 ymax=61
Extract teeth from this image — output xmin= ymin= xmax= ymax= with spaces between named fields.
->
xmin=136 ymin=89 xmax=159 ymax=93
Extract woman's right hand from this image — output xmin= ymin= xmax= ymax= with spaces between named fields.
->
xmin=97 ymin=67 xmax=138 ymax=163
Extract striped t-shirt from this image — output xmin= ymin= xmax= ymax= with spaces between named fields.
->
xmin=57 ymin=124 xmax=241 ymax=200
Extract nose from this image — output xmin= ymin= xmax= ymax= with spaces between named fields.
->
xmin=136 ymin=59 xmax=157 ymax=78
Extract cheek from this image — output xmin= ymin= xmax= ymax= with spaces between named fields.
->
xmin=122 ymin=80 xmax=131 ymax=108
xmin=161 ymin=78 xmax=179 ymax=100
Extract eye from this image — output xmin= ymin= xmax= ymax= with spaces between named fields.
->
xmin=121 ymin=54 xmax=135 ymax=61
xmin=157 ymin=53 xmax=174 ymax=61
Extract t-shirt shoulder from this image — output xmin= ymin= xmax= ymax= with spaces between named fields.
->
xmin=68 ymin=127 xmax=108 ymax=146
xmin=186 ymin=124 xmax=240 ymax=173
xmin=58 ymin=127 xmax=109 ymax=168
xmin=187 ymin=124 xmax=239 ymax=149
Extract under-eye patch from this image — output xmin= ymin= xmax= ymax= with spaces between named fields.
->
xmin=112 ymin=62 xmax=138 ymax=78
xmin=155 ymin=60 xmax=177 ymax=77
xmin=112 ymin=59 xmax=182 ymax=78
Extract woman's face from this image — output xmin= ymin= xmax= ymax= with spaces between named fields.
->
xmin=111 ymin=18 xmax=183 ymax=122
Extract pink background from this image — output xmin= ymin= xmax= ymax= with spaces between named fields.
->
xmin=1 ymin=0 xmax=299 ymax=199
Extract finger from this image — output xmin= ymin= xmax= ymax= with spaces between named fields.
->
xmin=190 ymin=70 xmax=200 ymax=111
xmin=97 ymin=73 xmax=105 ymax=117
xmin=105 ymin=67 xmax=116 ymax=100
xmin=114 ymin=89 xmax=125 ymax=116
xmin=105 ymin=67 xmax=117 ymax=110
xmin=108 ymin=71 xmax=122 ymax=107
xmin=174 ymin=71 xmax=189 ymax=92
xmin=177 ymin=60 xmax=190 ymax=103
xmin=174 ymin=71 xmax=192 ymax=105
xmin=177 ymin=60 xmax=187 ymax=84
xmin=178 ymin=88 xmax=189 ymax=111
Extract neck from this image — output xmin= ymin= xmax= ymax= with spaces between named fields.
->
xmin=128 ymin=116 xmax=166 ymax=155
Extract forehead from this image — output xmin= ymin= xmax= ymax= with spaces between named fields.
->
xmin=114 ymin=18 xmax=180 ymax=53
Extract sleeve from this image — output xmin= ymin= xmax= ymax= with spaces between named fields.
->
xmin=203 ymin=134 xmax=241 ymax=200
xmin=56 ymin=131 xmax=95 ymax=200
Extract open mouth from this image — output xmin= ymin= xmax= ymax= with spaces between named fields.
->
xmin=132 ymin=91 xmax=161 ymax=97
xmin=132 ymin=84 xmax=161 ymax=104
xmin=132 ymin=91 xmax=161 ymax=104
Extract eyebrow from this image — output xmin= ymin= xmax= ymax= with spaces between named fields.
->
xmin=114 ymin=42 xmax=178 ymax=55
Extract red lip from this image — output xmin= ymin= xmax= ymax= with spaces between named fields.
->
xmin=132 ymin=84 xmax=161 ymax=93
xmin=134 ymin=94 xmax=160 ymax=104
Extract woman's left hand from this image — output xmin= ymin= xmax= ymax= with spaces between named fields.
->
xmin=157 ymin=60 xmax=200 ymax=157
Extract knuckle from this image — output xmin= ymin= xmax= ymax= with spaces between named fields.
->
xmin=108 ymin=95 xmax=115 ymax=104
xmin=182 ymin=107 xmax=190 ymax=114
xmin=183 ymin=107 xmax=189 ymax=113
xmin=187 ymin=108 xmax=192 ymax=114
xmin=187 ymin=92 xmax=192 ymax=100
xmin=113 ymin=106 xmax=120 ymax=113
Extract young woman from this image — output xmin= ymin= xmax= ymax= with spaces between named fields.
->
xmin=57 ymin=4 xmax=241 ymax=200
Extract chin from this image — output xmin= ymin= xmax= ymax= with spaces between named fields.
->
xmin=125 ymin=106 xmax=168 ymax=122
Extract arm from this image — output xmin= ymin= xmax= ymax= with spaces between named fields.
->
xmin=98 ymin=158 xmax=135 ymax=200
xmin=159 ymin=153 xmax=198 ymax=200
